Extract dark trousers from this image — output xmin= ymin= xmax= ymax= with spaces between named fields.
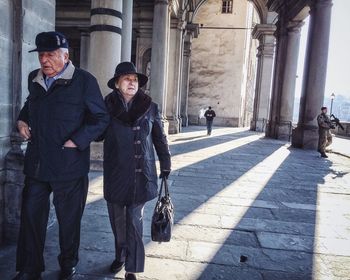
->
xmin=16 ymin=176 xmax=88 ymax=273
xmin=206 ymin=120 xmax=213 ymax=135
xmin=107 ymin=202 xmax=145 ymax=273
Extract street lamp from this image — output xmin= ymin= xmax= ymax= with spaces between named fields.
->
xmin=330 ymin=93 xmax=335 ymax=115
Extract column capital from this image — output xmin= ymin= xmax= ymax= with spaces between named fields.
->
xmin=170 ymin=18 xmax=186 ymax=30
xmin=253 ymin=24 xmax=276 ymax=57
xmin=185 ymin=23 xmax=199 ymax=38
xmin=252 ymin=24 xmax=277 ymax=41
xmin=287 ymin=20 xmax=304 ymax=33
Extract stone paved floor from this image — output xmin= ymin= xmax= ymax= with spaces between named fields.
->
xmin=1 ymin=126 xmax=350 ymax=280
xmin=331 ymin=136 xmax=350 ymax=158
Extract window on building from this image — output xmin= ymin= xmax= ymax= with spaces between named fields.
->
xmin=222 ymin=0 xmax=233 ymax=13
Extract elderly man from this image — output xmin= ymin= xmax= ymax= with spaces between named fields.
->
xmin=13 ymin=31 xmax=109 ymax=280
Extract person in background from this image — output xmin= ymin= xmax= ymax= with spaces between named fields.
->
xmin=14 ymin=31 xmax=109 ymax=280
xmin=204 ymin=106 xmax=216 ymax=135
xmin=102 ymin=62 xmax=171 ymax=280
xmin=317 ymin=106 xmax=334 ymax=158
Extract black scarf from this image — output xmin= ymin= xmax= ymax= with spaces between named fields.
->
xmin=105 ymin=89 xmax=152 ymax=125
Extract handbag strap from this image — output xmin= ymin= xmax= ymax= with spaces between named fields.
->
xmin=158 ymin=177 xmax=170 ymax=201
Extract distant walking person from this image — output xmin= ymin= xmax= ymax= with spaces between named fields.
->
xmin=204 ymin=106 xmax=216 ymax=135
xmin=317 ymin=106 xmax=334 ymax=158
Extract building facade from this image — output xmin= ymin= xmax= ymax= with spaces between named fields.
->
xmin=188 ymin=0 xmax=259 ymax=127
xmin=0 ymin=0 xmax=333 ymax=245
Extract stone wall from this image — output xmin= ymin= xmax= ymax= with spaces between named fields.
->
xmin=0 ymin=0 xmax=55 ymax=245
xmin=333 ymin=122 xmax=350 ymax=138
xmin=242 ymin=4 xmax=259 ymax=127
xmin=0 ymin=0 xmax=14 ymax=245
xmin=188 ymin=0 xmax=249 ymax=126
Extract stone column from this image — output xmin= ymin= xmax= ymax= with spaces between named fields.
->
xmin=180 ymin=33 xmax=192 ymax=127
xmin=150 ymin=0 xmax=170 ymax=116
xmin=88 ymin=1 xmax=123 ymax=172
xmin=4 ymin=0 xmax=56 ymax=244
xmin=3 ymin=0 xmax=24 ymax=244
xmin=121 ymin=0 xmax=133 ymax=62
xmin=89 ymin=0 xmax=123 ymax=96
xmin=292 ymin=0 xmax=333 ymax=149
xmin=250 ymin=24 xmax=276 ymax=132
xmin=275 ymin=21 xmax=304 ymax=140
xmin=180 ymin=23 xmax=198 ymax=127
xmin=166 ymin=18 xmax=185 ymax=134
xmin=79 ymin=31 xmax=90 ymax=70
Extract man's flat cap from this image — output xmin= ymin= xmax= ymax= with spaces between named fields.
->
xmin=29 ymin=31 xmax=69 ymax=53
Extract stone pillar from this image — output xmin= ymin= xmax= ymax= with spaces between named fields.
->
xmin=274 ymin=21 xmax=304 ymax=140
xmin=3 ymin=0 xmax=56 ymax=244
xmin=166 ymin=18 xmax=185 ymax=134
xmin=180 ymin=23 xmax=198 ymax=127
xmin=121 ymin=0 xmax=133 ymax=62
xmin=150 ymin=0 xmax=170 ymax=116
xmin=180 ymin=33 xmax=192 ymax=127
xmin=250 ymin=24 xmax=276 ymax=132
xmin=89 ymin=0 xmax=123 ymax=96
xmin=3 ymin=0 xmax=24 ymax=244
xmin=292 ymin=0 xmax=333 ymax=149
xmin=79 ymin=31 xmax=90 ymax=70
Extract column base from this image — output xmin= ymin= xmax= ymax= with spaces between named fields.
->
xmin=292 ymin=125 xmax=319 ymax=150
xmin=162 ymin=118 xmax=169 ymax=136
xmin=181 ymin=115 xmax=188 ymax=127
xmin=90 ymin=142 xmax=103 ymax=171
xmin=250 ymin=118 xmax=267 ymax=132
xmin=178 ymin=117 xmax=182 ymax=131
xmin=167 ymin=117 xmax=180 ymax=134
xmin=275 ymin=122 xmax=293 ymax=141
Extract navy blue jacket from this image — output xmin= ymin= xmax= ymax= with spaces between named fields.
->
xmin=18 ymin=62 xmax=109 ymax=182
xmin=102 ymin=90 xmax=171 ymax=205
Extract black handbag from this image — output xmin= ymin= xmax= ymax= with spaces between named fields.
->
xmin=151 ymin=177 xmax=174 ymax=242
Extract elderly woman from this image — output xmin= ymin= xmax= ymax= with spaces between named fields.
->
xmin=102 ymin=62 xmax=171 ymax=280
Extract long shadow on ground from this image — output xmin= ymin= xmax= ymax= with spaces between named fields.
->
xmin=0 ymin=128 xmax=332 ymax=280
xmin=196 ymin=146 xmax=332 ymax=279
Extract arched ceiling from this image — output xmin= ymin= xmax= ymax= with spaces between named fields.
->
xmin=187 ymin=0 xmax=268 ymax=23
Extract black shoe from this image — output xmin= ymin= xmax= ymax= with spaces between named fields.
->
xmin=321 ymin=153 xmax=328 ymax=158
xmin=12 ymin=272 xmax=42 ymax=280
xmin=125 ymin=273 xmax=137 ymax=280
xmin=59 ymin=267 xmax=76 ymax=280
xmin=110 ymin=260 xmax=125 ymax=273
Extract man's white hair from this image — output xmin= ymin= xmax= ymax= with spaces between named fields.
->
xmin=60 ymin=48 xmax=69 ymax=55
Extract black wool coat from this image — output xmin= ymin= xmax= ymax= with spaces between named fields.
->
xmin=103 ymin=89 xmax=171 ymax=205
xmin=18 ymin=62 xmax=110 ymax=182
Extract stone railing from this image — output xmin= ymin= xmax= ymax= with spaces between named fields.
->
xmin=332 ymin=122 xmax=350 ymax=138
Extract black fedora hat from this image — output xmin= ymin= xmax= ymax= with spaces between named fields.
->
xmin=29 ymin=31 xmax=69 ymax=53
xmin=107 ymin=62 xmax=148 ymax=89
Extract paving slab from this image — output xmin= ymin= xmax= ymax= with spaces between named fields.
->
xmin=1 ymin=126 xmax=350 ymax=280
